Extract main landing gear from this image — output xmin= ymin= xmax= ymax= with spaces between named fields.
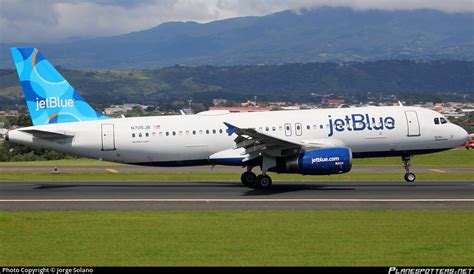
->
xmin=240 ymin=167 xmax=273 ymax=189
xmin=402 ymin=155 xmax=416 ymax=182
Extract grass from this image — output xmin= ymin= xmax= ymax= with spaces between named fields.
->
xmin=0 ymin=211 xmax=472 ymax=266
xmin=1 ymin=150 xmax=471 ymax=182
xmin=353 ymin=150 xmax=474 ymax=166
xmin=0 ymin=172 xmax=472 ymax=182
xmin=0 ymin=150 xmax=472 ymax=167
xmin=0 ymin=158 xmax=125 ymax=167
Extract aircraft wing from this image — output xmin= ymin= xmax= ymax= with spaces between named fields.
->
xmin=224 ymin=122 xmax=348 ymax=163
xmin=224 ymin=122 xmax=304 ymax=162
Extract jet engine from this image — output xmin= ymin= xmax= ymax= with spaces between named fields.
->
xmin=269 ymin=147 xmax=352 ymax=175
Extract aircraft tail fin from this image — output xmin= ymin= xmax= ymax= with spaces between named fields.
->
xmin=9 ymin=47 xmax=109 ymax=126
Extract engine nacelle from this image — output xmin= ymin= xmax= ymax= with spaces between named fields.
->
xmin=269 ymin=147 xmax=352 ymax=175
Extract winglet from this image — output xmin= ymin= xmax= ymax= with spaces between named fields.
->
xmin=224 ymin=122 xmax=239 ymax=136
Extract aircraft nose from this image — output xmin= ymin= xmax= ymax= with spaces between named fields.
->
xmin=454 ymin=125 xmax=469 ymax=145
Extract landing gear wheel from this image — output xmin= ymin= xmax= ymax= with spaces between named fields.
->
xmin=255 ymin=175 xmax=272 ymax=189
xmin=401 ymin=155 xmax=416 ymax=183
xmin=241 ymin=171 xmax=256 ymax=187
xmin=404 ymin=172 xmax=416 ymax=183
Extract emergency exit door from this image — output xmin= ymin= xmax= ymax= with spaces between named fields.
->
xmin=404 ymin=111 xmax=420 ymax=137
xmin=101 ymin=124 xmax=116 ymax=151
xmin=284 ymin=123 xmax=292 ymax=136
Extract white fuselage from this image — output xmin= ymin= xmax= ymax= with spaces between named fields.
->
xmin=7 ymin=106 xmax=469 ymax=166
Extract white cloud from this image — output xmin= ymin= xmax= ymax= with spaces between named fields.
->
xmin=0 ymin=0 xmax=472 ymax=43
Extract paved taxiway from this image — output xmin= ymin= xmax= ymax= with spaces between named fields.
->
xmin=0 ymin=181 xmax=472 ymax=210
xmin=0 ymin=165 xmax=472 ymax=173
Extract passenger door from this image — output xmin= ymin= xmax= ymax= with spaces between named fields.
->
xmin=101 ymin=124 xmax=116 ymax=151
xmin=405 ymin=111 xmax=421 ymax=137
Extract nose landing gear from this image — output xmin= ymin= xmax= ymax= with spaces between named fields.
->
xmin=402 ymin=155 xmax=416 ymax=182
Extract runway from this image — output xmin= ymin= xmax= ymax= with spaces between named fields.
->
xmin=0 ymin=165 xmax=472 ymax=173
xmin=1 ymin=181 xmax=473 ymax=210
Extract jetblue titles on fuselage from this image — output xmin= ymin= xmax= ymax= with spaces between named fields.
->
xmin=327 ymin=113 xmax=395 ymax=137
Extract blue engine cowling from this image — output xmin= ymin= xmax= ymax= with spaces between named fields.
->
xmin=269 ymin=147 xmax=352 ymax=175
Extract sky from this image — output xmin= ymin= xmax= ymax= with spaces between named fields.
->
xmin=0 ymin=0 xmax=473 ymax=43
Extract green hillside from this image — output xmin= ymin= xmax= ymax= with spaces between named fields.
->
xmin=1 ymin=60 xmax=472 ymax=107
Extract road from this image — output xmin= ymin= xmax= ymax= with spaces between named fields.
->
xmin=0 ymin=181 xmax=472 ymax=210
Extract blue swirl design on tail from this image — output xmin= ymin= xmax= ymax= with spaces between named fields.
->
xmin=10 ymin=48 xmax=109 ymax=126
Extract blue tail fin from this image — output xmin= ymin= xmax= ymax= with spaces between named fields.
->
xmin=10 ymin=48 xmax=109 ymax=126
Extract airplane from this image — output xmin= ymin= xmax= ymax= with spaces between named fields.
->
xmin=5 ymin=48 xmax=469 ymax=189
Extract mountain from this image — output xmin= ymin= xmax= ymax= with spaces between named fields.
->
xmin=1 ymin=60 xmax=472 ymax=107
xmin=1 ymin=7 xmax=473 ymax=69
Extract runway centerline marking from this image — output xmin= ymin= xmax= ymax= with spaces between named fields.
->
xmin=1 ymin=199 xmax=473 ymax=203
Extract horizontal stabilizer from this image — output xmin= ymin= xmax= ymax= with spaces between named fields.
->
xmin=19 ymin=129 xmax=74 ymax=139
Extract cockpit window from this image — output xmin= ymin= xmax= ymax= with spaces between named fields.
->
xmin=434 ymin=118 xmax=439 ymax=125
xmin=440 ymin=118 xmax=448 ymax=124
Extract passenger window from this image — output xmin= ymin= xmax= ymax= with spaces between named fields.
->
xmin=132 ymin=133 xmax=135 ymax=138
xmin=441 ymin=118 xmax=447 ymax=124
xmin=219 ymin=129 xmax=223 ymax=134
xmin=193 ymin=130 xmax=196 ymax=135
xmin=199 ymin=130 xmax=203 ymax=135
xmin=159 ymin=132 xmax=163 ymax=137
xmin=166 ymin=132 xmax=169 ymax=136
xmin=320 ymin=125 xmax=323 ymax=129
xmin=307 ymin=125 xmax=310 ymax=130
xmin=279 ymin=126 xmax=283 ymax=131
xmin=213 ymin=129 xmax=216 ymax=134
xmin=272 ymin=127 xmax=276 ymax=131
xmin=139 ymin=133 xmax=142 ymax=138
xmin=179 ymin=131 xmax=183 ymax=136
xmin=172 ymin=131 xmax=176 ymax=136
xmin=206 ymin=130 xmax=210 ymax=134
xmin=434 ymin=118 xmax=439 ymax=125
xmin=145 ymin=133 xmax=149 ymax=137
xmin=266 ymin=127 xmax=269 ymax=131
